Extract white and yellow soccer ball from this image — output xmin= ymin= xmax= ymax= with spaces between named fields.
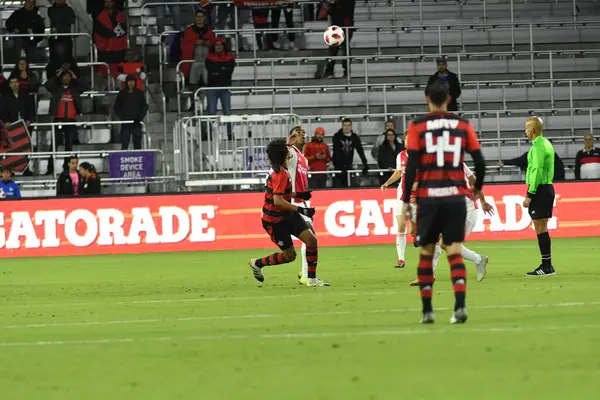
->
xmin=323 ymin=25 xmax=345 ymax=47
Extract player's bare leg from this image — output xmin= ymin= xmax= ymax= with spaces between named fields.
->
xmin=417 ymin=243 xmax=436 ymax=323
xmin=445 ymin=242 xmax=468 ymax=324
xmin=527 ymin=218 xmax=555 ymax=276
xmin=297 ymin=229 xmax=330 ymax=287
xmin=249 ymin=247 xmax=297 ymax=283
xmin=395 ymin=215 xmax=407 ymax=268
xmin=298 ymin=218 xmax=314 ymax=285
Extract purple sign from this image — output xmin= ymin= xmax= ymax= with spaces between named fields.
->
xmin=108 ymin=152 xmax=154 ymax=180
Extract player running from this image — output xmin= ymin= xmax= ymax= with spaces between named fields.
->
xmin=381 ymin=130 xmax=417 ymax=268
xmin=249 ymin=138 xmax=330 ymax=287
xmin=399 ymin=80 xmax=486 ymax=324
xmin=408 ymin=162 xmax=494 ymax=286
xmin=285 ymin=126 xmax=318 ymax=286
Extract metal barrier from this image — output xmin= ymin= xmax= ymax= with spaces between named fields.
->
xmin=0 ymin=32 xmax=94 ymax=68
xmin=173 ymin=114 xmax=300 ymax=177
xmin=185 ymin=78 xmax=600 ymax=116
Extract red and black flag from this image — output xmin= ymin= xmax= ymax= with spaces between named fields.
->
xmin=0 ymin=120 xmax=32 ymax=173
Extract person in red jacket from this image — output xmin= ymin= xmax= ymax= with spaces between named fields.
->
xmin=303 ymin=127 xmax=331 ymax=189
xmin=205 ymin=37 xmax=235 ymax=139
xmin=116 ymin=48 xmax=146 ymax=90
xmin=94 ymin=0 xmax=127 ymax=79
xmin=180 ymin=8 xmax=215 ymax=87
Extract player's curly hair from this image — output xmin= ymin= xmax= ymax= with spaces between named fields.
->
xmin=266 ymin=138 xmax=289 ymax=167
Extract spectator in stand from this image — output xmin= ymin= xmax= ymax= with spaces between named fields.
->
xmin=205 ymin=37 xmax=234 ymax=139
xmin=0 ymin=77 xmax=35 ymax=130
xmin=332 ymin=118 xmax=368 ymax=188
xmin=46 ymin=41 xmax=80 ymax=85
xmin=321 ymin=0 xmax=356 ymax=78
xmin=94 ymin=0 xmax=128 ymax=79
xmin=371 ymin=119 xmax=396 ymax=161
xmin=48 ymin=0 xmax=76 ymax=57
xmin=79 ymin=162 xmax=101 ymax=195
xmin=0 ymin=167 xmax=22 ymax=200
xmin=499 ymin=150 xmax=566 ymax=182
xmin=270 ymin=6 xmax=296 ymax=50
xmin=251 ymin=8 xmax=269 ymax=51
xmin=575 ymin=134 xmax=600 ymax=180
xmin=9 ymin=58 xmax=39 ymax=94
xmin=5 ymin=0 xmax=45 ymax=60
xmin=114 ymin=74 xmax=148 ymax=150
xmin=303 ymin=127 xmax=331 ymax=189
xmin=426 ymin=56 xmax=461 ymax=112
xmin=156 ymin=1 xmax=184 ymax=35
xmin=56 ymin=155 xmax=83 ymax=197
xmin=46 ymin=70 xmax=82 ymax=152
xmin=181 ymin=9 xmax=215 ymax=88
xmin=116 ymin=49 xmax=146 ymax=90
xmin=377 ymin=128 xmax=402 ymax=185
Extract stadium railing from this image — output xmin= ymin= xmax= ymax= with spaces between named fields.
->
xmin=166 ymin=48 xmax=600 ymax=89
xmin=0 ymin=32 xmax=95 ymax=66
xmin=154 ymin=19 xmax=600 ymax=66
xmin=182 ymin=78 xmax=600 ymax=116
xmin=173 ymin=109 xmax=595 ymax=178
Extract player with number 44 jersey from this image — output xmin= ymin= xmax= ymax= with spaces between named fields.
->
xmin=400 ymin=80 xmax=486 ymax=325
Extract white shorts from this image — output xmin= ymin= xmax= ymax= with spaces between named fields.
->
xmin=465 ymin=206 xmax=478 ymax=236
xmin=292 ymin=199 xmax=313 ymax=226
xmin=395 ymin=200 xmax=417 ymax=223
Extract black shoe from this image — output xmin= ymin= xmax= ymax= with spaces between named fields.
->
xmin=413 ymin=240 xmax=419 ymax=248
xmin=526 ymin=265 xmax=556 ymax=277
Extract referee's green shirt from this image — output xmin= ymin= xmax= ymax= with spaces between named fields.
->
xmin=526 ymin=135 xmax=555 ymax=196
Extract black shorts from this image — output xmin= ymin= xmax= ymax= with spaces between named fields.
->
xmin=262 ymin=212 xmax=310 ymax=250
xmin=416 ymin=198 xmax=467 ymax=246
xmin=528 ymin=184 xmax=555 ymax=220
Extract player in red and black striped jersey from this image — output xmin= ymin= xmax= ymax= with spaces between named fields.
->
xmin=399 ymin=80 xmax=486 ymax=324
xmin=249 ymin=138 xmax=330 ymax=287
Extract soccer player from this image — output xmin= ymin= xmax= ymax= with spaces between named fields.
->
xmin=408 ymin=163 xmax=494 ymax=286
xmin=523 ymin=117 xmax=556 ymax=276
xmin=286 ymin=126 xmax=316 ymax=286
xmin=399 ymin=80 xmax=486 ymax=324
xmin=381 ymin=130 xmax=417 ymax=268
xmin=249 ymin=138 xmax=330 ymax=287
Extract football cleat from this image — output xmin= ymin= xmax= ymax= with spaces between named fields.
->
xmin=420 ymin=312 xmax=435 ymax=324
xmin=450 ymin=308 xmax=468 ymax=324
xmin=248 ymin=259 xmax=264 ymax=282
xmin=395 ymin=260 xmax=406 ymax=269
xmin=409 ymin=279 xmax=419 ymax=287
xmin=526 ymin=265 xmax=556 ymax=277
xmin=476 ymin=255 xmax=488 ymax=282
xmin=307 ymin=277 xmax=330 ymax=287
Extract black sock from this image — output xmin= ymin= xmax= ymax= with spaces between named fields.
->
xmin=537 ymin=232 xmax=552 ymax=268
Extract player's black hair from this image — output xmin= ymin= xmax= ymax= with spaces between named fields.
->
xmin=266 ymin=138 xmax=289 ymax=167
xmin=342 ymin=118 xmax=352 ymax=125
xmin=289 ymin=126 xmax=303 ymax=135
xmin=426 ymin=80 xmax=450 ymax=107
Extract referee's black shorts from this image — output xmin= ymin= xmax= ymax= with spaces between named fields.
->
xmin=528 ymin=184 xmax=555 ymax=220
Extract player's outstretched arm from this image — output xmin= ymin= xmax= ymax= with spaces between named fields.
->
xmin=381 ymin=169 xmax=401 ymax=191
xmin=468 ymin=175 xmax=494 ymax=215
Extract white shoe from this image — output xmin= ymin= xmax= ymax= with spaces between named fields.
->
xmin=307 ymin=277 xmax=330 ymax=287
xmin=248 ymin=259 xmax=264 ymax=282
xmin=420 ymin=312 xmax=435 ymax=324
xmin=476 ymin=255 xmax=488 ymax=282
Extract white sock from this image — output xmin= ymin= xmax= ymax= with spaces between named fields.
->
xmin=396 ymin=233 xmax=406 ymax=260
xmin=461 ymin=245 xmax=482 ymax=264
xmin=301 ymin=242 xmax=308 ymax=279
xmin=432 ymin=244 xmax=442 ymax=272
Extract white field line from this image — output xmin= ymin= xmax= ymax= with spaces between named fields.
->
xmin=2 ymin=301 xmax=600 ymax=330
xmin=0 ymin=285 xmax=594 ymax=310
xmin=1 ymin=323 xmax=600 ymax=348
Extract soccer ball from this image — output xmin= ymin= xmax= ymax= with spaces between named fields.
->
xmin=323 ymin=25 xmax=345 ymax=47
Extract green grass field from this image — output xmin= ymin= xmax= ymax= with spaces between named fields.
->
xmin=1 ymin=237 xmax=599 ymax=399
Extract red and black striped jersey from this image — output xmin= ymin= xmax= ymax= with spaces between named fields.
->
xmin=406 ymin=112 xmax=480 ymax=201
xmin=262 ymin=165 xmax=293 ymax=224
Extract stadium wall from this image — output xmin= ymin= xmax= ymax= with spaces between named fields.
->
xmin=1 ymin=182 xmax=599 ymax=258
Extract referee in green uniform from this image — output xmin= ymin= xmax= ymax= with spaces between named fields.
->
xmin=522 ymin=117 xmax=556 ymax=276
